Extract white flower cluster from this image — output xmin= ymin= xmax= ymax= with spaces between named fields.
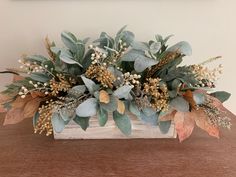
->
xmin=122 ymin=72 xmax=141 ymax=88
xmin=18 ymin=81 xmax=49 ymax=98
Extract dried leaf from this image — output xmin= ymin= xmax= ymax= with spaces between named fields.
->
xmin=11 ymin=95 xmax=32 ymax=109
xmin=3 ymin=108 xmax=25 ymax=125
xmin=194 ymin=109 xmax=220 ymax=138
xmin=0 ymin=94 xmax=11 ymax=104
xmin=183 ymin=90 xmax=197 ymax=109
xmin=174 ymin=111 xmax=195 ymax=142
xmin=30 ymin=91 xmax=45 ymax=98
xmin=210 ymin=96 xmax=236 ymax=120
xmin=23 ymin=98 xmax=42 ymax=118
xmin=99 ymin=90 xmax=110 ymax=104
xmin=0 ymin=105 xmax=6 ymax=113
xmin=117 ymin=100 xmax=125 ymax=114
xmin=13 ymin=75 xmax=25 ymax=82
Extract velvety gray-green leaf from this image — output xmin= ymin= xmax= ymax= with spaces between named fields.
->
xmin=210 ymin=91 xmax=231 ymax=103
xmin=170 ymin=96 xmax=189 ymax=112
xmin=51 ymin=113 xmax=65 ymax=133
xmin=81 ymin=76 xmax=99 ymax=94
xmin=76 ymin=98 xmax=98 ymax=117
xmin=134 ymin=57 xmax=158 ymax=72
xmin=114 ymin=85 xmax=132 ymax=99
xmin=73 ymin=116 xmax=90 ymax=131
xmin=113 ymin=111 xmax=132 ymax=136
xmin=98 ymin=107 xmax=108 ymax=126
xmin=159 ymin=120 xmax=171 ymax=134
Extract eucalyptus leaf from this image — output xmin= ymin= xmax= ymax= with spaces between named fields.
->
xmin=73 ymin=116 xmax=90 ymax=131
xmin=113 ymin=111 xmax=132 ymax=136
xmin=30 ymin=72 xmax=51 ymax=83
xmin=113 ymin=85 xmax=132 ymax=99
xmin=150 ymin=42 xmax=161 ymax=54
xmin=134 ymin=57 xmax=158 ymax=72
xmin=69 ymin=85 xmax=86 ymax=96
xmin=132 ymin=41 xmax=149 ymax=51
xmin=76 ymin=98 xmax=98 ymax=117
xmin=60 ymin=54 xmax=82 ymax=67
xmin=210 ymin=91 xmax=231 ymax=103
xmin=61 ymin=31 xmax=78 ymax=53
xmin=142 ymin=107 xmax=156 ymax=117
xmin=81 ymin=76 xmax=99 ymax=94
xmin=100 ymin=95 xmax=118 ymax=112
xmin=129 ymin=101 xmax=140 ymax=116
xmin=138 ymin=111 xmax=158 ymax=126
xmin=170 ymin=96 xmax=189 ymax=112
xmin=51 ymin=113 xmax=65 ymax=133
xmin=25 ymin=55 xmax=48 ymax=63
xmin=98 ymin=107 xmax=108 ymax=126
xmin=121 ymin=49 xmax=144 ymax=62
xmin=159 ymin=120 xmax=171 ymax=134
xmin=167 ymin=41 xmax=192 ymax=56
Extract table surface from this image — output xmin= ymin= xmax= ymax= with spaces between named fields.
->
xmin=0 ymin=113 xmax=236 ymax=177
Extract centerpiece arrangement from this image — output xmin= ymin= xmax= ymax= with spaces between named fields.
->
xmin=0 ymin=26 xmax=235 ymax=141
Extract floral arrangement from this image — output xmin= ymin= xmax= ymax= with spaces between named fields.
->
xmin=0 ymin=26 xmax=235 ymax=142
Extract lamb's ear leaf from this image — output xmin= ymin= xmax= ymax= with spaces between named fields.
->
xmin=114 ymin=85 xmax=132 ymax=99
xmin=170 ymin=96 xmax=189 ymax=112
xmin=134 ymin=57 xmax=158 ymax=73
xmin=51 ymin=113 xmax=65 ymax=133
xmin=113 ymin=111 xmax=132 ymax=136
xmin=81 ymin=76 xmax=99 ymax=94
xmin=61 ymin=31 xmax=78 ymax=53
xmin=73 ymin=116 xmax=90 ymax=131
xmin=33 ymin=112 xmax=40 ymax=127
xmin=210 ymin=91 xmax=231 ymax=103
xmin=76 ymin=98 xmax=98 ymax=117
xmin=98 ymin=107 xmax=108 ymax=126
xmin=100 ymin=95 xmax=118 ymax=112
xmin=159 ymin=120 xmax=172 ymax=134
xmin=167 ymin=41 xmax=192 ymax=56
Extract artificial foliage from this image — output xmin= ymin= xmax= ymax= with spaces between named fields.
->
xmin=0 ymin=26 xmax=235 ymax=142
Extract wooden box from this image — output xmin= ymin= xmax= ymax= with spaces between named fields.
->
xmin=54 ymin=113 xmax=176 ymax=139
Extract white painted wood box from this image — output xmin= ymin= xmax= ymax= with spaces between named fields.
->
xmin=54 ymin=113 xmax=176 ymax=139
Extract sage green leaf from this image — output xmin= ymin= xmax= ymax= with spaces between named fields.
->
xmin=33 ymin=112 xmax=39 ymax=127
xmin=129 ymin=101 xmax=140 ymax=116
xmin=76 ymin=98 xmax=98 ymax=117
xmin=81 ymin=76 xmax=99 ymax=94
xmin=100 ymin=95 xmax=118 ymax=112
xmin=132 ymin=41 xmax=149 ymax=51
xmin=114 ymin=85 xmax=132 ymax=99
xmin=113 ymin=111 xmax=132 ymax=136
xmin=159 ymin=120 xmax=171 ymax=134
xmin=121 ymin=49 xmax=144 ymax=62
xmin=193 ymin=92 xmax=206 ymax=105
xmin=98 ymin=107 xmax=108 ymax=126
xmin=30 ymin=72 xmax=51 ymax=82
xmin=142 ymin=107 xmax=156 ymax=117
xmin=138 ymin=112 xmax=158 ymax=126
xmin=167 ymin=41 xmax=192 ymax=56
xmin=120 ymin=31 xmax=135 ymax=46
xmin=73 ymin=116 xmax=90 ymax=131
xmin=150 ymin=42 xmax=161 ymax=54
xmin=134 ymin=57 xmax=158 ymax=72
xmin=59 ymin=109 xmax=71 ymax=121
xmin=210 ymin=91 xmax=231 ymax=103
xmin=61 ymin=31 xmax=78 ymax=53
xmin=51 ymin=113 xmax=65 ymax=133
xmin=60 ymin=54 xmax=82 ymax=67
xmin=170 ymin=96 xmax=189 ymax=112
xmin=69 ymin=85 xmax=86 ymax=96
xmin=25 ymin=55 xmax=48 ymax=63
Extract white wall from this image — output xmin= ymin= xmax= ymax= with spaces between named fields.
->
xmin=0 ymin=0 xmax=235 ymax=112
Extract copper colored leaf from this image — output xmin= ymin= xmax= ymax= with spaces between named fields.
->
xmin=11 ymin=95 xmax=32 ymax=109
xmin=194 ymin=109 xmax=220 ymax=138
xmin=0 ymin=105 xmax=6 ymax=113
xmin=23 ymin=98 xmax=42 ymax=118
xmin=183 ymin=90 xmax=197 ymax=109
xmin=0 ymin=94 xmax=11 ymax=104
xmin=117 ymin=100 xmax=125 ymax=114
xmin=99 ymin=90 xmax=110 ymax=104
xmin=3 ymin=108 xmax=25 ymax=125
xmin=30 ymin=91 xmax=45 ymax=98
xmin=12 ymin=75 xmax=25 ymax=82
xmin=174 ymin=111 xmax=195 ymax=142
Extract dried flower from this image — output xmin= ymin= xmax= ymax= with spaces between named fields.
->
xmin=143 ymin=78 xmax=169 ymax=111
xmin=85 ymin=65 xmax=115 ymax=88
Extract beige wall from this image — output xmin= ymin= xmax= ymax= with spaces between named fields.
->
xmin=0 ymin=0 xmax=235 ymax=112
